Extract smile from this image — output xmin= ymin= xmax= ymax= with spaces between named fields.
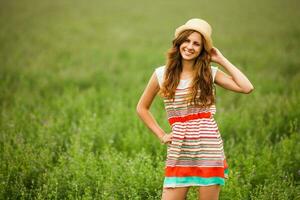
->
xmin=183 ymin=49 xmax=194 ymax=56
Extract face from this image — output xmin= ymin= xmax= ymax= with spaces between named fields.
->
xmin=179 ymin=31 xmax=203 ymax=61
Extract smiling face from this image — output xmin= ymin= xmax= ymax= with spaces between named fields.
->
xmin=179 ymin=31 xmax=203 ymax=61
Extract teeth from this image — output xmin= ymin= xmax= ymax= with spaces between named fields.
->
xmin=184 ymin=50 xmax=193 ymax=55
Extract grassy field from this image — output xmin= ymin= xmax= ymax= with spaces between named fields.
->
xmin=1 ymin=0 xmax=300 ymax=199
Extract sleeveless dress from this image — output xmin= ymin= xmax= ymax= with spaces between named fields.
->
xmin=155 ymin=65 xmax=229 ymax=188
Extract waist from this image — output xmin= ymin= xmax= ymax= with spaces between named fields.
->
xmin=168 ymin=112 xmax=212 ymax=125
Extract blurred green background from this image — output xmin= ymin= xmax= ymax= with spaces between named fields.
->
xmin=0 ymin=0 xmax=299 ymax=199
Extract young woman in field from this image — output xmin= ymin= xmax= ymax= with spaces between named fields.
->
xmin=136 ymin=18 xmax=254 ymax=200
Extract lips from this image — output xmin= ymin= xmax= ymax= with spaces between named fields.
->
xmin=183 ymin=49 xmax=194 ymax=56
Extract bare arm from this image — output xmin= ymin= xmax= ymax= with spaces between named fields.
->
xmin=136 ymin=71 xmax=172 ymax=144
xmin=211 ymin=47 xmax=254 ymax=93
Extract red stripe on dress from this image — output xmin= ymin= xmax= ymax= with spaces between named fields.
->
xmin=168 ymin=112 xmax=212 ymax=125
xmin=224 ymin=159 xmax=228 ymax=169
xmin=165 ymin=166 xmax=225 ymax=178
xmin=173 ymin=129 xmax=218 ymax=133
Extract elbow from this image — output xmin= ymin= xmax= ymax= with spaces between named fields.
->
xmin=136 ymin=104 xmax=146 ymax=117
xmin=136 ymin=105 xmax=142 ymax=116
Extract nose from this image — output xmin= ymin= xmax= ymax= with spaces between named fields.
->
xmin=187 ymin=42 xmax=193 ymax=49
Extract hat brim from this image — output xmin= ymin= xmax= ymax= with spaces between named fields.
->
xmin=175 ymin=25 xmax=213 ymax=52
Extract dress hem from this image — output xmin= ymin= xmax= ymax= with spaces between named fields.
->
xmin=163 ymin=182 xmax=225 ymax=189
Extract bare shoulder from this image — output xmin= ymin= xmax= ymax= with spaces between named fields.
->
xmin=148 ymin=71 xmax=160 ymax=94
xmin=136 ymin=71 xmax=160 ymax=110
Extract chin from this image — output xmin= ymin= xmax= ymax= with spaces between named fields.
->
xmin=182 ymin=56 xmax=196 ymax=61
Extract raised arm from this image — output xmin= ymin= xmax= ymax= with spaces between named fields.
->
xmin=136 ymin=71 xmax=172 ymax=144
xmin=210 ymin=47 xmax=254 ymax=94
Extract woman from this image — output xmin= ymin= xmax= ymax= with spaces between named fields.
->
xmin=136 ymin=18 xmax=254 ymax=200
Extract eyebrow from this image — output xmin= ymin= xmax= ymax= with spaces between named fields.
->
xmin=186 ymin=38 xmax=201 ymax=43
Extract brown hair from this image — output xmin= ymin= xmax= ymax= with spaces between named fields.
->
xmin=159 ymin=30 xmax=215 ymax=108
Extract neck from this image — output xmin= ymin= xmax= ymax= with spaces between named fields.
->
xmin=181 ymin=59 xmax=195 ymax=72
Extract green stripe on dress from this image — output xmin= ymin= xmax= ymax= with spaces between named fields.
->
xmin=224 ymin=168 xmax=229 ymax=177
xmin=164 ymin=176 xmax=225 ymax=187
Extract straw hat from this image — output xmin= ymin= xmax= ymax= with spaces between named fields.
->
xmin=174 ymin=18 xmax=213 ymax=52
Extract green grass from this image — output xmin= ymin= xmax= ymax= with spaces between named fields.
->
xmin=1 ymin=0 xmax=300 ymax=199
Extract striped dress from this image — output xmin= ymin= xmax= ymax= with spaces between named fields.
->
xmin=155 ymin=65 xmax=229 ymax=188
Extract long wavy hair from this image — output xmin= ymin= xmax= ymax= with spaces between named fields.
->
xmin=159 ymin=30 xmax=215 ymax=108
